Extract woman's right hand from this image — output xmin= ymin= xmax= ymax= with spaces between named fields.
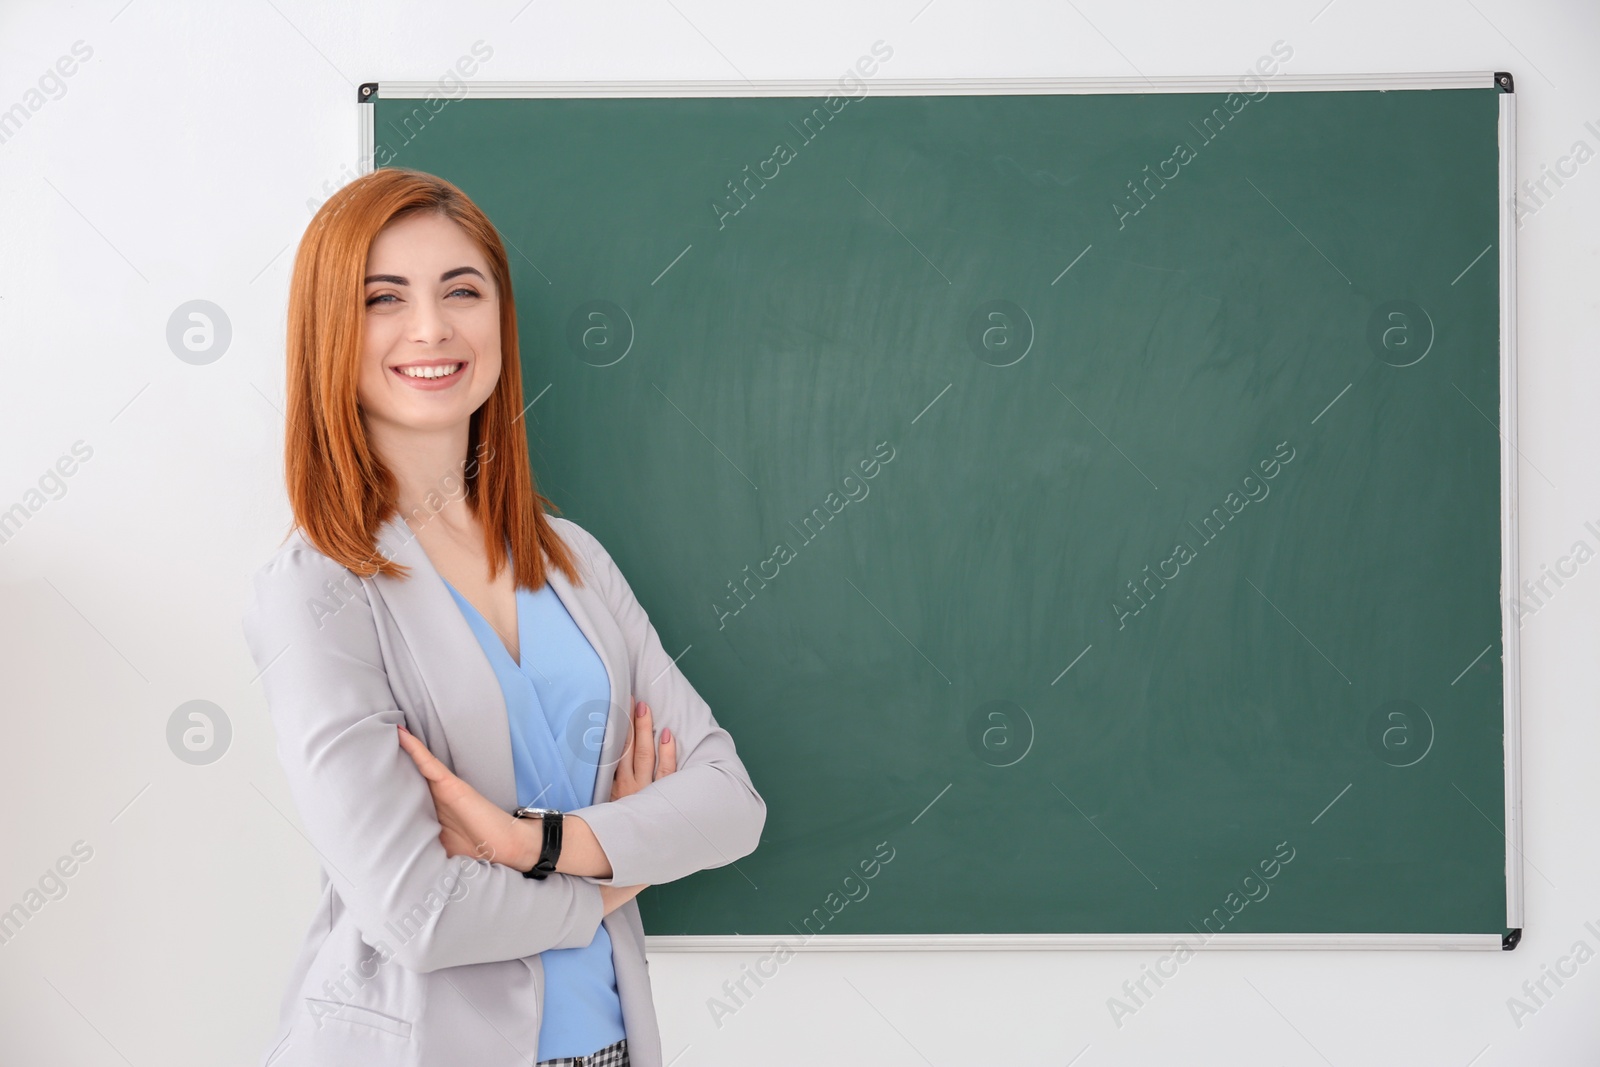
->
xmin=611 ymin=699 xmax=676 ymax=801
xmin=599 ymin=883 xmax=649 ymax=916
xmin=595 ymin=700 xmax=675 ymax=921
xmin=595 ymin=700 xmax=673 ymax=916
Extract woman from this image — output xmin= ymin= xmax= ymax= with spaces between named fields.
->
xmin=241 ymin=167 xmax=766 ymax=1067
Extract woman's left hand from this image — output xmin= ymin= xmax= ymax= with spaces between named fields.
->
xmin=397 ymin=725 xmax=532 ymax=869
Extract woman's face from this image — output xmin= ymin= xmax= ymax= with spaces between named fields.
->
xmin=358 ymin=210 xmax=501 ymax=440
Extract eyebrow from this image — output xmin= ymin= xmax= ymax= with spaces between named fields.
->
xmin=363 ymin=266 xmax=486 ymax=285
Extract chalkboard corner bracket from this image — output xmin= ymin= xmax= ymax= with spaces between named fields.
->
xmin=359 ymin=82 xmax=379 ymax=103
xmin=1502 ymin=927 xmax=1523 ymax=950
xmin=1495 ymin=72 xmax=1514 ymax=93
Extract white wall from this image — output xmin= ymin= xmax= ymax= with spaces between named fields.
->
xmin=2 ymin=1 xmax=1597 ymax=1063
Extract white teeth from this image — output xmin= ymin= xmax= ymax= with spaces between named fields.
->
xmin=399 ymin=363 xmax=462 ymax=379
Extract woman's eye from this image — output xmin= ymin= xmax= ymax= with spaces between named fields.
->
xmin=365 ymin=288 xmax=480 ymax=307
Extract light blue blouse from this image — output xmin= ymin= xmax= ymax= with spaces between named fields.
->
xmin=440 ymin=569 xmax=626 ymax=1060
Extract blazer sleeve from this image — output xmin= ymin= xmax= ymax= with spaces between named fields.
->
xmin=554 ymin=518 xmax=767 ymax=887
xmin=241 ymin=541 xmax=605 ymax=973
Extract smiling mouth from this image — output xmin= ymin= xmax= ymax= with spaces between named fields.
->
xmin=394 ymin=362 xmax=464 ymax=381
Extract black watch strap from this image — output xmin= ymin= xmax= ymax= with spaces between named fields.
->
xmin=513 ymin=807 xmax=563 ymax=880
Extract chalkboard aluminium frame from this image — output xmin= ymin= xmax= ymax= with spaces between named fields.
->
xmin=354 ymin=71 xmax=1522 ymax=951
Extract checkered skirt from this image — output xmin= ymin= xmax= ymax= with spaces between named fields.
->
xmin=536 ymin=1036 xmax=628 ymax=1067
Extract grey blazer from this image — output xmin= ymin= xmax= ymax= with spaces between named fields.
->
xmin=241 ymin=513 xmax=766 ymax=1067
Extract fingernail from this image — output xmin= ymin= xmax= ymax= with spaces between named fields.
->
xmin=662 ymin=727 xmax=671 ymax=743
xmin=636 ymin=702 xmax=646 ymax=717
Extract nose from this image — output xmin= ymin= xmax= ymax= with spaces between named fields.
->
xmin=407 ymin=296 xmax=451 ymax=346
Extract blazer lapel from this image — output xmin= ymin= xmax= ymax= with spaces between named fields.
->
xmin=371 ymin=514 xmax=518 ymax=811
xmin=544 ymin=533 xmax=627 ymax=807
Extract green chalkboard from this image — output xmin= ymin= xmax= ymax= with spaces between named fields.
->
xmin=371 ymin=79 xmax=1513 ymax=942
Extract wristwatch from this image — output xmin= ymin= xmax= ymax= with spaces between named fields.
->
xmin=511 ymin=806 xmax=564 ymax=880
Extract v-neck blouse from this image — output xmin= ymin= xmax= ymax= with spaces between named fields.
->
xmin=439 ymin=572 xmax=626 ymax=1060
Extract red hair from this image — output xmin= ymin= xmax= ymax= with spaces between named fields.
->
xmin=280 ymin=167 xmax=580 ymax=589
